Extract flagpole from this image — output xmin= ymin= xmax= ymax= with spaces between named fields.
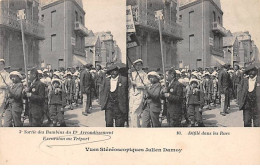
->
xmin=156 ymin=10 xmax=167 ymax=88
xmin=18 ymin=10 xmax=28 ymax=86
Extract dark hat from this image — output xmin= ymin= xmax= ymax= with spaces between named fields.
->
xmin=223 ymin=63 xmax=231 ymax=69
xmin=85 ymin=63 xmax=93 ymax=69
xmin=106 ymin=64 xmax=118 ymax=74
xmin=244 ymin=65 xmax=257 ymax=74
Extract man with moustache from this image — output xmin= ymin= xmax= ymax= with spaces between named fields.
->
xmin=161 ymin=68 xmax=183 ymax=127
xmin=239 ymin=65 xmax=260 ymax=127
xmin=100 ymin=64 xmax=127 ymax=127
xmin=24 ymin=68 xmax=45 ymax=126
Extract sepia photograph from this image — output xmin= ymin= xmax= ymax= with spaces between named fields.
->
xmin=0 ymin=0 xmax=126 ymax=127
xmin=0 ymin=0 xmax=260 ymax=165
xmin=127 ymin=0 xmax=260 ymax=128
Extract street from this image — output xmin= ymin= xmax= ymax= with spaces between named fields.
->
xmin=0 ymin=99 xmax=243 ymax=127
xmin=64 ymin=99 xmax=244 ymax=127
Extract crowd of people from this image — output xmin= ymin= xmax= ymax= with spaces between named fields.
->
xmin=0 ymin=57 xmax=259 ymax=127
xmin=128 ymin=59 xmax=260 ymax=128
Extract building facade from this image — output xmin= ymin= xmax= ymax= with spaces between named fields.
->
xmin=232 ymin=31 xmax=260 ymax=67
xmin=127 ymin=0 xmax=183 ymax=71
xmin=177 ymin=0 xmax=228 ymax=69
xmin=223 ymin=36 xmax=239 ymax=67
xmin=85 ymin=33 xmax=102 ymax=67
xmin=0 ymin=0 xmax=44 ymax=70
xmin=39 ymin=0 xmax=88 ymax=69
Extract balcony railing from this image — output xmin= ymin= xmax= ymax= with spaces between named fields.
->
xmin=74 ymin=21 xmax=88 ymax=37
xmin=132 ymin=5 xmax=182 ymax=40
xmin=212 ymin=22 xmax=228 ymax=37
xmin=0 ymin=7 xmax=44 ymax=40
xmin=211 ymin=47 xmax=224 ymax=57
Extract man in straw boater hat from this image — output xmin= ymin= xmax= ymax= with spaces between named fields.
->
xmin=128 ymin=59 xmax=149 ymax=127
xmin=3 ymin=71 xmax=24 ymax=127
xmin=141 ymin=71 xmax=162 ymax=128
xmin=0 ymin=59 xmax=12 ymax=127
xmin=239 ymin=64 xmax=260 ymax=127
xmin=100 ymin=64 xmax=128 ymax=127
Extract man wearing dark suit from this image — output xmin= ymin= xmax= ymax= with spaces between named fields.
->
xmin=161 ymin=68 xmax=183 ymax=127
xmin=232 ymin=64 xmax=242 ymax=102
xmin=80 ymin=64 xmax=94 ymax=116
xmin=25 ymin=68 xmax=45 ymax=127
xmin=141 ymin=71 xmax=162 ymax=127
xmin=95 ymin=64 xmax=104 ymax=103
xmin=100 ymin=65 xmax=128 ymax=127
xmin=239 ymin=65 xmax=260 ymax=127
xmin=218 ymin=64 xmax=232 ymax=116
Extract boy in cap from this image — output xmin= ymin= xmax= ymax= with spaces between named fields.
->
xmin=64 ymin=72 xmax=75 ymax=110
xmin=239 ymin=65 xmax=260 ymax=127
xmin=186 ymin=79 xmax=205 ymax=127
xmin=202 ymin=73 xmax=213 ymax=110
xmin=141 ymin=71 xmax=162 ymax=127
xmin=3 ymin=71 xmax=24 ymax=127
xmin=49 ymin=79 xmax=66 ymax=126
xmin=73 ymin=72 xmax=81 ymax=106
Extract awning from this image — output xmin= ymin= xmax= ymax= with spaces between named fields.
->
xmin=73 ymin=55 xmax=87 ymax=65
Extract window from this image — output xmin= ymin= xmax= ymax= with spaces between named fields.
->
xmin=218 ymin=16 xmax=221 ymax=24
xmin=41 ymin=14 xmax=44 ymax=22
xmin=80 ymin=16 xmax=83 ymax=24
xmin=51 ymin=10 xmax=56 ymax=27
xmin=213 ymin=11 xmax=216 ymax=22
xmin=189 ymin=11 xmax=194 ymax=28
xmin=189 ymin=34 xmax=194 ymax=52
xmin=179 ymin=15 xmax=182 ymax=22
xmin=75 ymin=11 xmax=78 ymax=21
xmin=51 ymin=34 xmax=56 ymax=51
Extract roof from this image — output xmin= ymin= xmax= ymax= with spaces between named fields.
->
xmin=223 ymin=36 xmax=237 ymax=47
xmin=85 ymin=36 xmax=98 ymax=47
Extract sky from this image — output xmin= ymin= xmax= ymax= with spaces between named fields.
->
xmin=221 ymin=0 xmax=260 ymax=48
xmin=83 ymin=0 xmax=126 ymax=63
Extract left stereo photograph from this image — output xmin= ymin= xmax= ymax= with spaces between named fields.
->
xmin=0 ymin=0 xmax=127 ymax=127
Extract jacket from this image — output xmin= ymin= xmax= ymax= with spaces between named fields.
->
xmin=28 ymin=79 xmax=45 ymax=118
xmin=165 ymin=79 xmax=183 ymax=114
xmin=100 ymin=75 xmax=128 ymax=113
xmin=80 ymin=69 xmax=94 ymax=94
xmin=186 ymin=87 xmax=204 ymax=107
xmin=218 ymin=69 xmax=232 ymax=94
xmin=49 ymin=88 xmax=66 ymax=106
xmin=144 ymin=82 xmax=162 ymax=113
xmin=239 ymin=76 xmax=260 ymax=112
xmin=6 ymin=83 xmax=24 ymax=111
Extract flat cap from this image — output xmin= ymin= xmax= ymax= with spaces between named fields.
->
xmin=133 ymin=59 xmax=143 ymax=64
xmin=10 ymin=71 xmax=23 ymax=79
xmin=147 ymin=71 xmax=160 ymax=79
